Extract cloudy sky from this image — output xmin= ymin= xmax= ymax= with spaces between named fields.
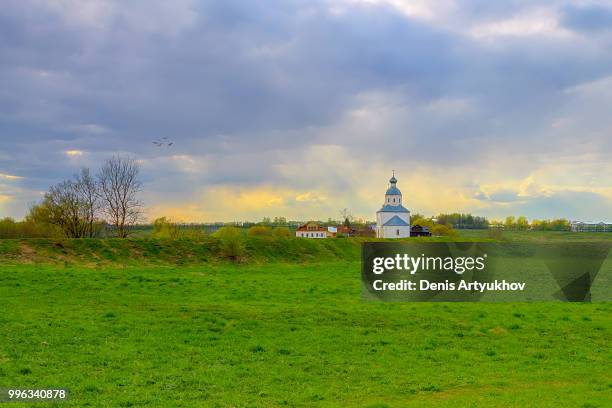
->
xmin=1 ymin=0 xmax=612 ymax=222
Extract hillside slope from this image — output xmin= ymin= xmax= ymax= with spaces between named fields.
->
xmin=0 ymin=237 xmax=364 ymax=266
xmin=2 ymin=232 xmax=608 ymax=266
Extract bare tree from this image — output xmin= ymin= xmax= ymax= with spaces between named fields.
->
xmin=97 ymin=155 xmax=143 ymax=238
xmin=74 ymin=168 xmax=100 ymax=237
xmin=339 ymin=208 xmax=353 ymax=227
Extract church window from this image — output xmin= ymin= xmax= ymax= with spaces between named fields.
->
xmin=396 ymin=229 xmax=400 ymax=236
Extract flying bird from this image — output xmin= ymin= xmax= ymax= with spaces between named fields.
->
xmin=152 ymin=137 xmax=174 ymax=147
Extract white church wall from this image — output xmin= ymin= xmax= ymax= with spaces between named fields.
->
xmin=382 ymin=225 xmax=411 ymax=238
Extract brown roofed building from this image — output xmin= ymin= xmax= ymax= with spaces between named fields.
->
xmin=295 ymin=221 xmax=329 ymax=238
xmin=335 ymin=225 xmax=376 ymax=237
xmin=336 ymin=225 xmax=355 ymax=236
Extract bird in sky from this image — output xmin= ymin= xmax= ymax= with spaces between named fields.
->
xmin=152 ymin=137 xmax=174 ymax=147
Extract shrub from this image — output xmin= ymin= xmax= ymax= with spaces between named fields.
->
xmin=152 ymin=217 xmax=207 ymax=239
xmin=487 ymin=228 xmax=504 ymax=240
xmin=214 ymin=227 xmax=245 ymax=260
xmin=431 ymin=224 xmax=458 ymax=237
xmin=0 ymin=217 xmax=60 ymax=238
xmin=152 ymin=217 xmax=180 ymax=238
xmin=247 ymin=226 xmax=272 ymax=236
xmin=179 ymin=228 xmax=206 ymax=239
xmin=272 ymin=227 xmax=291 ymax=238
xmin=411 ymin=217 xmax=435 ymax=230
xmin=0 ymin=218 xmax=20 ymax=238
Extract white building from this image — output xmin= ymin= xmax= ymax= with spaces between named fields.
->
xmin=570 ymin=221 xmax=612 ymax=232
xmin=376 ymin=173 xmax=411 ymax=238
xmin=295 ymin=221 xmax=329 ymax=238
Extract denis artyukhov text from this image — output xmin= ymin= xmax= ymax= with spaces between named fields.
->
xmin=372 ymin=254 xmax=488 ymax=275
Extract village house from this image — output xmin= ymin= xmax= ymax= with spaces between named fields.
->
xmin=336 ymin=225 xmax=376 ymax=237
xmin=295 ymin=221 xmax=329 ymax=238
xmin=336 ymin=225 xmax=353 ymax=236
xmin=410 ymin=224 xmax=432 ymax=237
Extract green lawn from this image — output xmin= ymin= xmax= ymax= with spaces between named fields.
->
xmin=1 ymin=259 xmax=610 ymax=407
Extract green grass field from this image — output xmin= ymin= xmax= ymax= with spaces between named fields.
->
xmin=1 ymin=232 xmax=611 ymax=407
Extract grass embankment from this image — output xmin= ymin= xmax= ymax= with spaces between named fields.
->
xmin=0 ymin=235 xmax=489 ymax=266
xmin=2 ymin=231 xmax=609 ymax=266
xmin=0 ymin=237 xmax=362 ymax=266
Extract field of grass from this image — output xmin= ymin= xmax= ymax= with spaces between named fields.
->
xmin=1 ymin=232 xmax=611 ymax=407
xmin=456 ymin=229 xmax=612 ymax=242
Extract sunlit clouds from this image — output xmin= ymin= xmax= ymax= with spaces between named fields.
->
xmin=0 ymin=173 xmax=24 ymax=180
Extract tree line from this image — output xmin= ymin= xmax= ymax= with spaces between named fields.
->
xmin=416 ymin=213 xmax=571 ymax=232
xmin=435 ymin=213 xmax=489 ymax=229
xmin=0 ymin=156 xmax=143 ymax=238
xmin=490 ymin=216 xmax=570 ymax=231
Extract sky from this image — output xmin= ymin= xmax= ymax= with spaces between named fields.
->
xmin=1 ymin=0 xmax=612 ymax=222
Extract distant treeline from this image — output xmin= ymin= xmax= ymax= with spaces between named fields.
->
xmin=490 ymin=216 xmax=570 ymax=231
xmin=434 ymin=213 xmax=489 ymax=229
xmin=422 ymin=213 xmax=572 ymax=231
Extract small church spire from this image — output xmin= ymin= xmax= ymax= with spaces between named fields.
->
xmin=389 ymin=170 xmax=397 ymax=185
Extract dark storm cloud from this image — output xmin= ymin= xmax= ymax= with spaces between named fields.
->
xmin=1 ymin=1 xmax=456 ymax=153
xmin=0 ymin=0 xmax=462 ymax=186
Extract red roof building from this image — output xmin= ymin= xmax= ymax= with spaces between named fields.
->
xmin=295 ymin=221 xmax=329 ymax=238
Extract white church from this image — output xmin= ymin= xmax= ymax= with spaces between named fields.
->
xmin=375 ymin=172 xmax=411 ymax=238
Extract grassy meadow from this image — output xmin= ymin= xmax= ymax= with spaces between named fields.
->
xmin=0 ymin=231 xmax=611 ymax=407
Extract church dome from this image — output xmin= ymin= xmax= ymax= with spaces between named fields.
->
xmin=386 ymin=185 xmax=401 ymax=195
xmin=386 ymin=172 xmax=400 ymax=195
